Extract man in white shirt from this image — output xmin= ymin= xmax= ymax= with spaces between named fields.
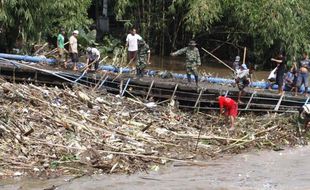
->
xmin=69 ymin=30 xmax=79 ymax=71
xmin=86 ymin=47 xmax=100 ymax=71
xmin=125 ymin=28 xmax=142 ymax=62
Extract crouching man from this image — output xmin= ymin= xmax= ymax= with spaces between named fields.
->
xmin=299 ymin=104 xmax=310 ymax=132
xmin=86 ymin=47 xmax=100 ymax=71
xmin=218 ymin=95 xmax=238 ymax=130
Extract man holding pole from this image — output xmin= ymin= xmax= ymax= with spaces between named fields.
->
xmin=86 ymin=47 xmax=100 ymax=71
xmin=170 ymin=40 xmax=201 ymax=86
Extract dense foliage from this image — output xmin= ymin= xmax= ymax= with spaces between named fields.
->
xmin=115 ymin=0 xmax=310 ymax=66
xmin=1 ymin=0 xmax=310 ymax=67
xmin=0 ymin=0 xmax=92 ymax=52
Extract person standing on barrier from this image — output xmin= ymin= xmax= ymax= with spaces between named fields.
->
xmin=136 ymin=39 xmax=151 ymax=78
xmin=170 ymin=40 xmax=201 ymax=86
xmin=233 ymin=55 xmax=250 ymax=103
xmin=69 ymin=30 xmax=79 ymax=71
xmin=218 ymin=95 xmax=238 ymax=131
xmin=57 ymin=28 xmax=67 ymax=68
xmin=271 ymin=51 xmax=286 ymax=95
xmin=295 ymin=52 xmax=310 ymax=96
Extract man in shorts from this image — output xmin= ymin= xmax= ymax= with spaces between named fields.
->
xmin=57 ymin=28 xmax=66 ymax=67
xmin=69 ymin=30 xmax=79 ymax=71
xmin=295 ymin=52 xmax=310 ymax=96
xmin=125 ymin=28 xmax=142 ymax=62
xmin=218 ymin=95 xmax=238 ymax=130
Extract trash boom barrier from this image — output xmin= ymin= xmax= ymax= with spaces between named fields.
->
xmin=1 ymin=53 xmax=305 ymax=91
xmin=0 ymin=53 xmax=56 ymax=64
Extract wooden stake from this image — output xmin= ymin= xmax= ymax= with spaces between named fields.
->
xmin=274 ymin=93 xmax=284 ymax=111
xmin=121 ymin=78 xmax=131 ymax=96
xmin=145 ymin=80 xmax=154 ymax=100
xmin=243 ymin=47 xmax=247 ymax=65
xmin=194 ymin=89 xmax=203 ymax=108
xmin=171 ymin=83 xmax=178 ymax=100
xmin=245 ymin=91 xmax=256 ymax=110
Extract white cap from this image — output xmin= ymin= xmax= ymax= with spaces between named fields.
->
xmin=73 ymin=30 xmax=79 ymax=34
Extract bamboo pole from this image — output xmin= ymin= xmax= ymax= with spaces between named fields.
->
xmin=145 ymin=80 xmax=154 ymax=100
xmin=201 ymin=47 xmax=234 ymax=72
xmin=171 ymin=83 xmax=179 ymax=100
xmin=243 ymin=47 xmax=247 ymax=65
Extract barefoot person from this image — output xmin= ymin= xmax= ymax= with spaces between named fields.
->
xmin=57 ymin=28 xmax=67 ymax=67
xmin=271 ymin=51 xmax=286 ymax=95
xmin=170 ymin=40 xmax=201 ymax=86
xmin=218 ymin=95 xmax=238 ymax=130
xmin=69 ymin=30 xmax=79 ymax=71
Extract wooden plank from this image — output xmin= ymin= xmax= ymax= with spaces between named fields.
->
xmin=145 ymin=80 xmax=154 ymax=100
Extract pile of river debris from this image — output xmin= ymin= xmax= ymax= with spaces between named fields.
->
xmin=0 ymin=79 xmax=306 ymax=178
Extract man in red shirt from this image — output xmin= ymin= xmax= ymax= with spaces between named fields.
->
xmin=218 ymin=95 xmax=238 ymax=130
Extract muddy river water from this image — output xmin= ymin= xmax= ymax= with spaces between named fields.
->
xmin=148 ymin=56 xmax=270 ymax=80
xmin=2 ymin=146 xmax=310 ymax=190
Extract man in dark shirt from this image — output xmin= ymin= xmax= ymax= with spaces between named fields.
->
xmin=271 ymin=52 xmax=286 ymax=95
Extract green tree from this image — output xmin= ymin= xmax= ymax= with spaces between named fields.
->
xmin=0 ymin=0 xmax=92 ymax=52
xmin=114 ymin=0 xmax=310 ymax=66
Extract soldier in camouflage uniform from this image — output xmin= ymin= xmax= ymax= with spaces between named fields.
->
xmin=136 ymin=39 xmax=151 ymax=78
xmin=170 ymin=40 xmax=201 ymax=86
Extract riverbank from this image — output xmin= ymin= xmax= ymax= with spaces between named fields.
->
xmin=0 ymin=79 xmax=307 ymax=179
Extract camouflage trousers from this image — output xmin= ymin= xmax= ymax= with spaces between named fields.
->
xmin=186 ymin=65 xmax=199 ymax=76
xmin=136 ymin=60 xmax=147 ymax=77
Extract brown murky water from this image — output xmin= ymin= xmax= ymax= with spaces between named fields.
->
xmin=148 ymin=56 xmax=269 ymax=81
xmin=2 ymin=146 xmax=310 ymax=190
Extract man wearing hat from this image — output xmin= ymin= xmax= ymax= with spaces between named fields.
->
xmin=170 ymin=40 xmax=201 ymax=86
xmin=69 ymin=30 xmax=79 ymax=71
xmin=136 ymin=39 xmax=151 ymax=78
xmin=233 ymin=55 xmax=250 ymax=103
xmin=86 ymin=47 xmax=101 ymax=71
